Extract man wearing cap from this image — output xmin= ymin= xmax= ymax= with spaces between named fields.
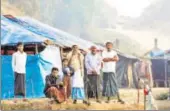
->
xmin=102 ymin=42 xmax=124 ymax=104
xmin=85 ymin=46 xmax=102 ymax=103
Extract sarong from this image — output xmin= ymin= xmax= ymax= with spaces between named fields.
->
xmin=14 ymin=72 xmax=25 ymax=97
xmin=86 ymin=74 xmax=100 ymax=98
xmin=45 ymin=86 xmax=65 ymax=103
xmin=102 ymin=72 xmax=118 ymax=97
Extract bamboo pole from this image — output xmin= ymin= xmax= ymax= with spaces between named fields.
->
xmin=35 ymin=44 xmax=38 ymax=54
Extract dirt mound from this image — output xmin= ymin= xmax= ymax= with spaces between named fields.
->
xmin=1 ymin=98 xmax=144 ymax=110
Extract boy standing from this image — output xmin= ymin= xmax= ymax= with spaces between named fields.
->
xmin=12 ymin=42 xmax=27 ymax=101
xmin=62 ymin=58 xmax=74 ymax=101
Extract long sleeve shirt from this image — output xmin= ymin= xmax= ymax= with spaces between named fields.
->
xmin=85 ymin=53 xmax=102 ymax=75
xmin=12 ymin=51 xmax=27 ymax=74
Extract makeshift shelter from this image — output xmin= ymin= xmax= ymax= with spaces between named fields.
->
xmin=3 ymin=15 xmax=102 ymax=50
xmin=1 ymin=15 xmax=102 ymax=99
xmin=133 ymin=59 xmax=154 ymax=88
xmin=114 ymin=50 xmax=139 ymax=88
xmin=150 ymin=52 xmax=170 ymax=87
xmin=142 ymin=38 xmax=170 ymax=87
xmin=1 ymin=14 xmax=140 ymax=100
xmin=1 ymin=16 xmax=63 ymax=99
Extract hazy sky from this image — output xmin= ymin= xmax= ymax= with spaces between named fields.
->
xmin=106 ymin=0 xmax=151 ymax=18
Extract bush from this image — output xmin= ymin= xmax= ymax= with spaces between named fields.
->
xmin=156 ymin=92 xmax=169 ymax=100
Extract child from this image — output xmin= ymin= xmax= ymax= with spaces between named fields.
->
xmin=144 ymin=84 xmax=158 ymax=110
xmin=62 ymin=58 xmax=74 ymax=101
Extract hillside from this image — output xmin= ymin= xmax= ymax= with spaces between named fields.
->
xmin=1 ymin=0 xmax=24 ymax=16
xmin=1 ymin=0 xmax=148 ymax=56
xmin=119 ymin=0 xmax=170 ymax=51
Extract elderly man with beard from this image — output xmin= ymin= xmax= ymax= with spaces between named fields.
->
xmin=85 ymin=46 xmax=102 ymax=103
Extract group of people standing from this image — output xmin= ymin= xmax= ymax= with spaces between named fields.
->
xmin=12 ymin=42 xmax=124 ymax=105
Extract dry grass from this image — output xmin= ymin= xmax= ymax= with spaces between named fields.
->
xmin=1 ymin=88 xmax=169 ymax=110
xmin=1 ymin=98 xmax=144 ymax=110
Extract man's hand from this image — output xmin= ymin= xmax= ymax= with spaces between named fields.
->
xmin=92 ymin=70 xmax=97 ymax=74
xmin=103 ymin=58 xmax=111 ymax=62
xmin=59 ymin=82 xmax=63 ymax=86
xmin=110 ymin=56 xmax=119 ymax=62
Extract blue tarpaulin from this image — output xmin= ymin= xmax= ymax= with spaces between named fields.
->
xmin=1 ymin=15 xmax=139 ymax=99
xmin=151 ymin=59 xmax=167 ymax=81
xmin=1 ymin=16 xmax=47 ymax=45
xmin=2 ymin=15 xmax=102 ymax=50
xmin=1 ymin=46 xmax=63 ymax=99
xmin=1 ymin=15 xmax=100 ymax=99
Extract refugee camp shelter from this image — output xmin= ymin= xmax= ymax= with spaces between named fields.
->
xmin=1 ymin=15 xmax=102 ymax=99
xmin=114 ymin=49 xmax=139 ymax=88
xmin=143 ymin=38 xmax=170 ymax=87
xmin=150 ymin=51 xmax=170 ymax=87
xmin=1 ymin=14 xmax=139 ymax=100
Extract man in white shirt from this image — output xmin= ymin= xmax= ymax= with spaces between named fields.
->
xmin=12 ymin=42 xmax=27 ymax=101
xmin=102 ymin=42 xmax=124 ymax=104
xmin=85 ymin=46 xmax=102 ymax=103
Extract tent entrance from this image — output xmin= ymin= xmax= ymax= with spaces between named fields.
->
xmin=1 ymin=43 xmax=46 ymax=55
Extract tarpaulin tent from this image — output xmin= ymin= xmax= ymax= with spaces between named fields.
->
xmin=3 ymin=15 xmax=103 ymax=51
xmin=1 ymin=46 xmax=63 ymax=99
xmin=151 ymin=56 xmax=170 ymax=87
xmin=1 ymin=15 xmax=104 ymax=99
xmin=116 ymin=52 xmax=139 ymax=88
xmin=1 ymin=15 xmax=64 ymax=99
xmin=1 ymin=14 xmax=139 ymax=100
xmin=1 ymin=16 xmax=47 ymax=45
xmin=143 ymin=47 xmax=170 ymax=87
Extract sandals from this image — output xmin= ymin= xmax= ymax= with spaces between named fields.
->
xmin=118 ymin=99 xmax=125 ymax=104
xmin=73 ymin=100 xmax=77 ymax=104
xmin=83 ymin=100 xmax=91 ymax=106
xmin=96 ymin=100 xmax=101 ymax=103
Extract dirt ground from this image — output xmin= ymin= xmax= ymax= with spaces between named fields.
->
xmin=1 ymin=88 xmax=170 ymax=110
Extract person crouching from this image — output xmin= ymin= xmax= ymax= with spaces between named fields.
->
xmin=44 ymin=67 xmax=65 ymax=103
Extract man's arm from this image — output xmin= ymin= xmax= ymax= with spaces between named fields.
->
xmin=45 ymin=76 xmax=51 ymax=87
xmin=25 ymin=53 xmax=27 ymax=67
xmin=66 ymin=52 xmax=72 ymax=64
xmin=95 ymin=55 xmax=102 ymax=73
xmin=110 ymin=55 xmax=119 ymax=62
xmin=102 ymin=51 xmax=110 ymax=62
xmin=103 ymin=58 xmax=111 ymax=62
